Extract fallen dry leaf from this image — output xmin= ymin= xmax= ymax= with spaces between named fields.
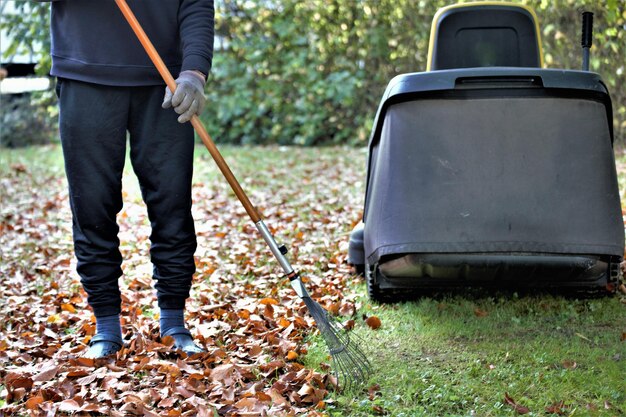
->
xmin=545 ymin=400 xmax=568 ymax=415
xmin=372 ymin=404 xmax=387 ymax=415
xmin=504 ymin=392 xmax=531 ymax=414
xmin=57 ymin=399 xmax=82 ymax=412
xmin=575 ymin=332 xmax=592 ymax=343
xmin=24 ymin=395 xmax=44 ymax=410
xmin=5 ymin=373 xmax=33 ymax=391
xmin=259 ymin=297 xmax=279 ymax=306
xmin=368 ymin=384 xmax=381 ymax=400
xmin=61 ymin=303 xmax=77 ymax=313
xmin=10 ymin=163 xmax=27 ymax=173
xmin=32 ymin=364 xmax=60 ymax=382
xmin=562 ymin=360 xmax=577 ymax=369
xmin=365 ymin=316 xmax=382 ymax=330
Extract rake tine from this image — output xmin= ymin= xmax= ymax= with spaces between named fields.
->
xmin=303 ymin=295 xmax=371 ymax=389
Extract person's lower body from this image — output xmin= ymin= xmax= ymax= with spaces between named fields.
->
xmin=57 ymin=78 xmax=203 ymax=357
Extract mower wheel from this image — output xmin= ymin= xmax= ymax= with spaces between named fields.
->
xmin=352 ymin=263 xmax=365 ymax=276
xmin=366 ymin=264 xmax=396 ymax=303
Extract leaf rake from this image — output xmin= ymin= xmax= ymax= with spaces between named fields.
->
xmin=114 ymin=0 xmax=371 ymax=389
xmin=302 ymin=295 xmax=371 ymax=390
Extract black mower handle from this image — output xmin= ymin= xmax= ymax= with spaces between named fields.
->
xmin=581 ymin=11 xmax=593 ymax=71
xmin=581 ymin=11 xmax=594 ymax=48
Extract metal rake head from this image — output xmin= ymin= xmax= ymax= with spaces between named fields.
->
xmin=303 ymin=296 xmax=371 ymax=391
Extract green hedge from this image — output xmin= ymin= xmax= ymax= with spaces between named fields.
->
xmin=0 ymin=92 xmax=57 ymax=148
xmin=2 ymin=1 xmax=624 ymax=146
xmin=203 ymin=0 xmax=446 ymax=145
xmin=205 ymin=0 xmax=625 ymax=146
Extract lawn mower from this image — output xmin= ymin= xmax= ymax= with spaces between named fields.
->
xmin=348 ymin=2 xmax=624 ymax=301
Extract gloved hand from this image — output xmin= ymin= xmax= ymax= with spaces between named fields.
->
xmin=162 ymin=70 xmax=206 ymax=123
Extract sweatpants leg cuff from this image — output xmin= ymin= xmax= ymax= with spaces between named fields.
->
xmin=92 ymin=304 xmax=122 ymax=318
xmin=157 ymin=295 xmax=186 ymax=310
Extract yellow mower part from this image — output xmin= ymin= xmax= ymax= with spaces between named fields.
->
xmin=427 ymin=1 xmax=545 ymax=71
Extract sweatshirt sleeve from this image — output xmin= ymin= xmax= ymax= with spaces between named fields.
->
xmin=178 ymin=0 xmax=214 ymax=77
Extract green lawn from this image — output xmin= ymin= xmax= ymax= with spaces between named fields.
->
xmin=1 ymin=144 xmax=624 ymax=417
xmin=318 ymin=294 xmax=625 ymax=416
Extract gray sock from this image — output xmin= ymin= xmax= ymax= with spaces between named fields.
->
xmin=159 ymin=308 xmax=186 ymax=337
xmin=95 ymin=314 xmax=122 ymax=342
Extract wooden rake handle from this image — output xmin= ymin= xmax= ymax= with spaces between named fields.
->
xmin=114 ymin=0 xmax=261 ymax=223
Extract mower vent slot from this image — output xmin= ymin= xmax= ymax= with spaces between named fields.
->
xmin=455 ymin=76 xmax=543 ymax=89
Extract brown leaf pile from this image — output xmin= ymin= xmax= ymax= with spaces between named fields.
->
xmin=0 ymin=148 xmax=368 ymax=416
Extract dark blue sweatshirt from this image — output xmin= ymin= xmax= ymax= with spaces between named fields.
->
xmin=49 ymin=0 xmax=214 ymax=86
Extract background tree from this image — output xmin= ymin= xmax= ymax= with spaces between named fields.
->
xmin=1 ymin=2 xmax=54 ymax=147
xmin=1 ymin=2 xmax=51 ymax=75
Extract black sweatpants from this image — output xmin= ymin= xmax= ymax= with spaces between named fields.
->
xmin=57 ymin=78 xmax=197 ymax=317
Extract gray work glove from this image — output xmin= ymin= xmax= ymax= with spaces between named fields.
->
xmin=162 ymin=70 xmax=206 ymax=123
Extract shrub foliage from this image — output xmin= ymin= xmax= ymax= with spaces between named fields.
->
xmin=0 ymin=94 xmax=56 ymax=148
xmin=2 ymin=1 xmax=624 ymax=146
